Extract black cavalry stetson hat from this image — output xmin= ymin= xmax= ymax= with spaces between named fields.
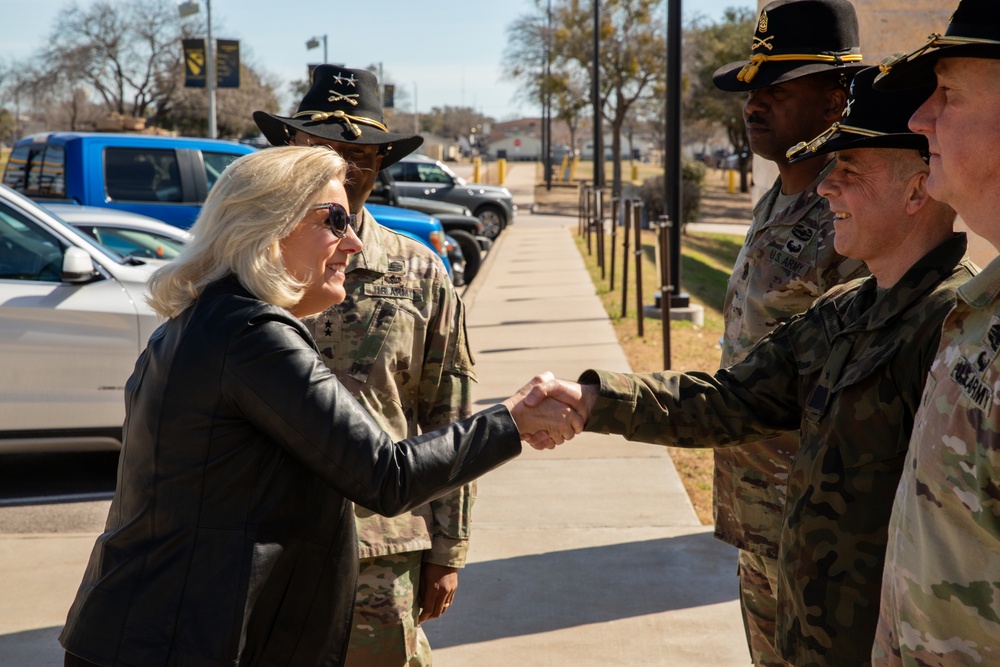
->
xmin=713 ymin=0 xmax=866 ymax=92
xmin=874 ymin=0 xmax=1000 ymax=90
xmin=786 ymin=66 xmax=933 ymax=162
xmin=253 ymin=65 xmax=422 ymax=168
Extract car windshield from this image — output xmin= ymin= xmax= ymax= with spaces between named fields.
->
xmin=40 ymin=206 xmax=147 ymax=264
xmin=74 ymin=225 xmax=186 ymax=260
xmin=435 ymin=161 xmax=466 ymax=186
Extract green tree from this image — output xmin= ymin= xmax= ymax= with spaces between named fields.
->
xmin=684 ymin=7 xmax=756 ymax=191
xmin=0 ymin=108 xmax=15 ymax=145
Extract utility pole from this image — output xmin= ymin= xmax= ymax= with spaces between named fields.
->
xmin=664 ymin=0 xmax=687 ymax=308
xmin=592 ymin=0 xmax=603 ymax=189
xmin=545 ymin=0 xmax=553 ymax=190
xmin=206 ymin=0 xmax=216 ymax=138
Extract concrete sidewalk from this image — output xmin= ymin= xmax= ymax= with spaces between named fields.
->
xmin=0 ymin=163 xmax=750 ymax=665
xmin=420 ymin=166 xmax=747 ymax=663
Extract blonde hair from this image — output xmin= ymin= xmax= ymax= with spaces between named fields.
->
xmin=146 ymin=146 xmax=348 ymax=318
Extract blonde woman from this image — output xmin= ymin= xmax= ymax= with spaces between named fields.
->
xmin=59 ymin=146 xmax=578 ymax=667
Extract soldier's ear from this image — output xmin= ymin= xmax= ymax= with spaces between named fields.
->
xmin=904 ymin=169 xmax=930 ymax=216
xmin=824 ymin=86 xmax=849 ymax=124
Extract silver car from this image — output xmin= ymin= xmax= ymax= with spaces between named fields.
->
xmin=0 ymin=185 xmax=160 ymax=452
xmin=43 ymin=204 xmax=192 ymax=264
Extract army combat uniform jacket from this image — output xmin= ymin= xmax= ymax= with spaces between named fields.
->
xmin=583 ymin=235 xmax=975 ymax=666
xmin=874 ymin=253 xmax=1000 ymax=667
xmin=717 ymin=165 xmax=868 ymax=556
xmin=311 ymin=208 xmax=477 ymax=566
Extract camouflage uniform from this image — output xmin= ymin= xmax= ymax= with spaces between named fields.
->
xmin=583 ymin=235 xmax=976 ymax=666
xmin=873 ymin=254 xmax=1000 ymax=667
xmin=310 ymin=208 xmax=476 ymax=666
xmin=717 ymin=165 xmax=868 ymax=664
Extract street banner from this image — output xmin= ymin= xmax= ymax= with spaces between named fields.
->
xmin=183 ymin=38 xmax=206 ymax=88
xmin=383 ymin=83 xmax=395 ymax=108
xmin=216 ymin=39 xmax=240 ymax=88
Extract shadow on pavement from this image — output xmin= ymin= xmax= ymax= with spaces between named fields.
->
xmin=426 ymin=532 xmax=738 ymax=649
xmin=0 ymin=626 xmax=63 ymax=665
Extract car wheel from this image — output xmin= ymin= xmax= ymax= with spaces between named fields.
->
xmin=475 ymin=205 xmax=506 ymax=239
xmin=449 ymin=230 xmax=482 ymax=284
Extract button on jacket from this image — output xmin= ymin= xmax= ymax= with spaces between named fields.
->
xmin=59 ymin=276 xmax=521 ymax=667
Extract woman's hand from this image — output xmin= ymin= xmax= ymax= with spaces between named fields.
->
xmin=502 ymin=372 xmax=587 ymax=448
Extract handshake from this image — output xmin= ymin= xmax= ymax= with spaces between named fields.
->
xmin=501 ymin=372 xmax=600 ymax=450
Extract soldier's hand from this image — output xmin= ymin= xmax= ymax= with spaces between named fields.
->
xmin=418 ymin=563 xmax=458 ymax=623
xmin=503 ymin=373 xmax=586 ymax=446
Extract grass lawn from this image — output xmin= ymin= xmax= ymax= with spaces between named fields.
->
xmin=573 ymin=225 xmax=743 ymax=524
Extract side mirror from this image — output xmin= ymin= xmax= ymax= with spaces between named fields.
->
xmin=62 ymin=247 xmax=98 ymax=283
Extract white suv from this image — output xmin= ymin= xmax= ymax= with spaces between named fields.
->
xmin=0 ymin=185 xmax=160 ymax=452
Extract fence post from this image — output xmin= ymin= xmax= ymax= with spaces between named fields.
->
xmin=609 ymin=196 xmax=619 ymax=290
xmin=658 ymin=214 xmax=673 ymax=370
xmin=620 ymin=198 xmax=632 ymax=319
xmin=595 ymin=188 xmax=605 ymax=280
xmin=634 ymin=199 xmax=644 ymax=338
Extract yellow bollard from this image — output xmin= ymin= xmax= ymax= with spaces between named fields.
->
xmin=727 ymin=168 xmax=736 ymax=194
xmin=472 ymin=157 xmax=481 ymax=184
xmin=498 ymin=158 xmax=507 ymax=185
xmin=569 ymin=155 xmax=579 ymax=181
xmin=631 ymin=164 xmax=639 ymax=182
xmin=560 ymin=154 xmax=570 ymax=181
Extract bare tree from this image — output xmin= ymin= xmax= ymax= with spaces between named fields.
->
xmin=40 ymin=0 xmax=183 ymax=117
xmin=504 ymin=3 xmax=589 ymax=155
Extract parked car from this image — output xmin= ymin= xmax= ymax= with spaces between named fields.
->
xmin=1 ymin=132 xmax=255 ymax=229
xmin=443 ymin=235 xmax=466 ymax=287
xmin=43 ymin=204 xmax=191 ymax=263
xmin=385 ymin=154 xmax=516 ymax=240
xmin=0 ymin=184 xmax=161 ymax=453
xmin=365 ymin=203 xmax=453 ymax=278
xmin=369 ymin=170 xmax=487 ymax=283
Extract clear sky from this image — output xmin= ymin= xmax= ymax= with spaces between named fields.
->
xmin=1 ymin=0 xmax=753 ymax=121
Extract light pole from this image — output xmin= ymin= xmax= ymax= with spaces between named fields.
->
xmin=178 ymin=0 xmax=216 ymax=139
xmin=306 ymin=35 xmax=327 ymax=64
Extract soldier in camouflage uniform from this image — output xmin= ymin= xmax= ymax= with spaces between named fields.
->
xmin=710 ymin=1 xmax=868 ymax=663
xmin=525 ymin=68 xmax=976 ymax=666
xmin=870 ymin=2 xmax=1000 ymax=664
xmin=254 ymin=66 xmax=475 ymax=666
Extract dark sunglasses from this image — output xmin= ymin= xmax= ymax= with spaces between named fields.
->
xmin=310 ymin=202 xmax=357 ymax=238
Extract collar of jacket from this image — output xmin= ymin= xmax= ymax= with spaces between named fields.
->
xmin=347 ymin=206 xmax=391 ymax=276
xmin=753 ymin=159 xmax=836 ymax=230
xmin=839 ymin=232 xmax=969 ymax=332
xmin=958 ymin=245 xmax=1000 ymax=310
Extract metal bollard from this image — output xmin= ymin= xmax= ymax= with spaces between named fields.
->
xmin=473 ymin=157 xmax=481 ymax=184
xmin=498 ymin=158 xmax=507 ymax=185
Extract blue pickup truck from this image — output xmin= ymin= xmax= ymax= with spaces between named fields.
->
xmin=2 ymin=132 xmax=454 ymax=275
xmin=2 ymin=132 xmax=255 ymax=229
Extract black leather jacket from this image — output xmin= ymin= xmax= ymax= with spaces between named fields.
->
xmin=60 ymin=276 xmax=521 ymax=666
